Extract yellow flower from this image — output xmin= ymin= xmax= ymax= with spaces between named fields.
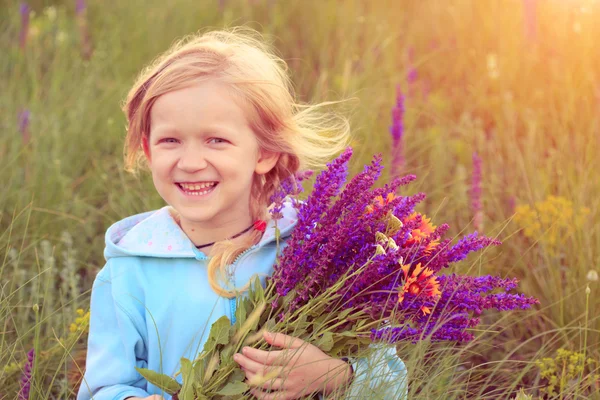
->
xmin=513 ymin=196 xmax=590 ymax=254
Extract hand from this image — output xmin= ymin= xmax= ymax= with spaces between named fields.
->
xmin=233 ymin=331 xmax=353 ymax=400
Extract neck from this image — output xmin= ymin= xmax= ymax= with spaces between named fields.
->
xmin=169 ymin=208 xmax=254 ymax=248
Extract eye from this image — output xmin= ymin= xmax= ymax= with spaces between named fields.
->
xmin=209 ymin=138 xmax=227 ymax=144
xmin=159 ymin=138 xmax=179 ymax=144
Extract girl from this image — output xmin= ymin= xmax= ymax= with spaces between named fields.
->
xmin=77 ymin=28 xmax=407 ymax=400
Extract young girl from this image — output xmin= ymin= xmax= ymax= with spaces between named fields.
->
xmin=77 ymin=28 xmax=407 ymax=400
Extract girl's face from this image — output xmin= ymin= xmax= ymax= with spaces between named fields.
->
xmin=144 ymin=80 xmax=278 ymax=230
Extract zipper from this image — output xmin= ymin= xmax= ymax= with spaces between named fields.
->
xmin=228 ymin=244 xmax=259 ymax=325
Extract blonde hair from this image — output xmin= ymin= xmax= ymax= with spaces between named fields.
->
xmin=122 ymin=27 xmax=350 ymax=297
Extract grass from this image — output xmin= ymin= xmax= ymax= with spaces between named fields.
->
xmin=1 ymin=0 xmax=599 ymax=398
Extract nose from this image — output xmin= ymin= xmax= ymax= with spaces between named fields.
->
xmin=177 ymin=145 xmax=208 ymax=172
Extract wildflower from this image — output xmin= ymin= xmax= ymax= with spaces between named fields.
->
xmin=69 ymin=308 xmax=90 ymax=333
xmin=18 ymin=348 xmax=34 ymax=400
xmin=587 ymin=270 xmax=599 ymax=282
xmin=75 ymin=0 xmax=93 ymax=59
xmin=536 ymin=348 xmax=598 ymax=397
xmin=398 ymin=262 xmax=441 ymax=314
xmin=18 ymin=109 xmax=31 ymax=145
xmin=19 ymin=3 xmax=30 ymax=49
xmin=406 ymin=47 xmax=418 ymax=84
xmin=389 ymin=85 xmax=405 ymax=180
xmin=513 ymin=196 xmax=590 ymax=254
xmin=403 ymin=212 xmax=436 ymax=247
xmin=365 ymin=193 xmax=395 ymax=214
xmin=470 ymin=152 xmax=483 ymax=231
xmin=269 ymin=170 xmax=313 ymax=219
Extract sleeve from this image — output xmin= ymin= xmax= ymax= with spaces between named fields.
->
xmin=77 ymin=263 xmax=151 ymax=400
xmin=341 ymin=345 xmax=408 ymax=400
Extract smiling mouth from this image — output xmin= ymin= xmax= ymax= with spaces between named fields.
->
xmin=176 ymin=182 xmax=219 ymax=196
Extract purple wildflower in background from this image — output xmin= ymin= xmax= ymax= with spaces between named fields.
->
xmin=407 ymin=47 xmax=418 ymax=84
xmin=18 ymin=348 xmax=34 ymax=400
xmin=75 ymin=0 xmax=86 ymax=14
xmin=389 ymin=86 xmax=405 ymax=181
xmin=470 ymin=152 xmax=483 ymax=232
xmin=18 ymin=109 xmax=31 ymax=144
xmin=75 ymin=0 xmax=93 ymax=60
xmin=19 ymin=3 xmax=30 ymax=50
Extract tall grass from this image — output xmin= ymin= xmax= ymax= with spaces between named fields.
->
xmin=1 ymin=0 xmax=599 ymax=398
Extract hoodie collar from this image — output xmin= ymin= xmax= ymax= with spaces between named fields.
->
xmin=104 ymin=200 xmax=299 ymax=259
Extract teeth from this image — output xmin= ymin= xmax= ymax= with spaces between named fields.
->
xmin=180 ymin=182 xmax=216 ymax=190
xmin=179 ymin=182 xmax=217 ymax=195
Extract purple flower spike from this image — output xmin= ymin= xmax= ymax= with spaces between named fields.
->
xmin=18 ymin=348 xmax=35 ymax=400
xmin=76 ymin=0 xmax=87 ymax=14
xmin=389 ymin=85 xmax=405 ymax=180
xmin=470 ymin=152 xmax=483 ymax=231
xmin=18 ymin=109 xmax=31 ymax=144
xmin=269 ymin=170 xmax=314 ymax=220
xmin=19 ymin=3 xmax=30 ymax=50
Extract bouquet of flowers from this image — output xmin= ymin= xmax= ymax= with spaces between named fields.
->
xmin=137 ymin=147 xmax=538 ymax=399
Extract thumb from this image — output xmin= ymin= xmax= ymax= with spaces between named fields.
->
xmin=264 ymin=331 xmax=304 ymax=349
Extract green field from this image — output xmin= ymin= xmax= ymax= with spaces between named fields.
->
xmin=1 ymin=0 xmax=599 ymax=398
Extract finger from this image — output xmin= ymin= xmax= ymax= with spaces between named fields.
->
xmin=250 ymin=387 xmax=291 ymax=400
xmin=264 ymin=331 xmax=305 ymax=350
xmin=242 ymin=346 xmax=287 ymax=366
xmin=234 ymin=352 xmax=271 ymax=374
xmin=245 ymin=371 xmax=286 ymax=392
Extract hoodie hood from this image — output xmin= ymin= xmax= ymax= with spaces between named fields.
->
xmin=104 ymin=200 xmax=299 ymax=260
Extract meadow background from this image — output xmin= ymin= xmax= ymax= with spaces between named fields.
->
xmin=1 ymin=0 xmax=599 ymax=398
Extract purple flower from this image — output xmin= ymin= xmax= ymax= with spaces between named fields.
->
xmin=407 ymin=47 xmax=418 ymax=84
xmin=75 ymin=0 xmax=93 ymax=59
xmin=18 ymin=348 xmax=35 ymax=400
xmin=19 ymin=3 xmax=30 ymax=50
xmin=18 ymin=109 xmax=30 ymax=144
xmin=389 ymin=86 xmax=405 ymax=180
xmin=75 ymin=0 xmax=87 ymax=14
xmin=269 ymin=170 xmax=314 ymax=220
xmin=268 ymin=146 xmax=537 ymax=342
xmin=470 ymin=152 xmax=483 ymax=231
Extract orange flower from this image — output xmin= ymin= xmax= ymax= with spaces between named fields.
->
xmin=365 ymin=193 xmax=396 ymax=214
xmin=398 ymin=262 xmax=441 ymax=314
xmin=403 ymin=212 xmax=436 ymax=248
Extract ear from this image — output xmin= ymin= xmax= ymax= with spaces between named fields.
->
xmin=255 ymin=149 xmax=280 ymax=175
xmin=142 ymin=134 xmax=151 ymax=164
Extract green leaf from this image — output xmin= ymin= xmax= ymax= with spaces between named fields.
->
xmin=220 ymin=344 xmax=235 ymax=366
xmin=337 ymin=308 xmax=352 ymax=321
xmin=214 ymin=381 xmax=249 ymax=396
xmin=229 ymin=367 xmax=245 ymax=383
xmin=252 ymin=275 xmax=265 ymax=303
xmin=203 ymin=316 xmax=231 ymax=354
xmin=315 ymin=331 xmax=334 ymax=352
xmin=134 ymin=368 xmax=180 ymax=394
xmin=203 ymin=350 xmax=220 ymax=383
xmin=179 ymin=358 xmax=195 ymax=400
xmin=193 ymin=357 xmax=205 ymax=383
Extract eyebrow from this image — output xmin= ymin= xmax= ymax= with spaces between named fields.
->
xmin=152 ymin=126 xmax=233 ymax=137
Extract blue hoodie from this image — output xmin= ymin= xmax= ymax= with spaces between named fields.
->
xmin=77 ymin=201 xmax=407 ymax=400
